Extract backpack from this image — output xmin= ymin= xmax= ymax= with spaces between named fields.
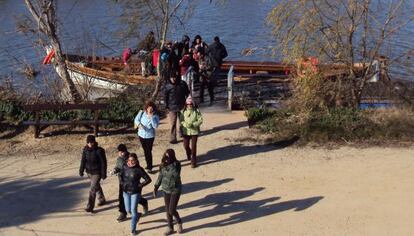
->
xmin=205 ymin=54 xmax=214 ymax=71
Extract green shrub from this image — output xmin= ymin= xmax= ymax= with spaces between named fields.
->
xmin=244 ymin=107 xmax=275 ymax=126
xmin=0 ymin=100 xmax=32 ymax=122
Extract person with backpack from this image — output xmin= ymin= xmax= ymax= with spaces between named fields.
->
xmin=112 ymin=144 xmax=149 ymax=222
xmin=153 ymin=149 xmax=183 ymax=235
xmin=79 ymin=135 xmax=107 ymax=213
xmin=120 ymin=153 xmax=152 ymax=235
xmin=205 ymin=36 xmax=228 ymax=106
xmin=179 ymin=96 xmax=203 ymax=168
xmin=134 ymin=100 xmax=160 ymax=173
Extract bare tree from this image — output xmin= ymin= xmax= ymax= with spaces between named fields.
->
xmin=267 ymin=0 xmax=414 ymax=107
xmin=24 ymin=0 xmax=82 ymax=103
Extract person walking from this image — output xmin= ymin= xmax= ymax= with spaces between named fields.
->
xmin=79 ymin=135 xmax=107 ymax=213
xmin=205 ymin=36 xmax=228 ymax=106
xmin=153 ymin=149 xmax=183 ymax=235
xmin=120 ymin=153 xmax=152 ymax=235
xmin=112 ymin=144 xmax=149 ymax=222
xmin=179 ymin=97 xmax=203 ymax=168
xmin=164 ymin=75 xmax=190 ymax=144
xmin=134 ymin=100 xmax=160 ymax=173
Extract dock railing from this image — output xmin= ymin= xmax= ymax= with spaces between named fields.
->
xmin=227 ymin=65 xmax=234 ymax=111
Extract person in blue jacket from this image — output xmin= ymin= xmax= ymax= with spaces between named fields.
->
xmin=134 ymin=100 xmax=160 ymax=173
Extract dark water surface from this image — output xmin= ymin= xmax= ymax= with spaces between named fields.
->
xmin=0 ymin=0 xmax=413 ymax=91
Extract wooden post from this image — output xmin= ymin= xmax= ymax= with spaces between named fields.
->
xmin=93 ymin=110 xmax=99 ymax=136
xmin=227 ymin=65 xmax=234 ymax=111
xmin=34 ymin=111 xmax=40 ymax=138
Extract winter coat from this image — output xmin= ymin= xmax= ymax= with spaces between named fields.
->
xmin=206 ymin=41 xmax=228 ymax=68
xmin=154 ymin=161 xmax=182 ymax=194
xmin=179 ymin=108 xmax=203 ymax=136
xmin=164 ymin=80 xmax=190 ymax=112
xmin=79 ymin=144 xmax=107 ymax=178
xmin=121 ymin=165 xmax=151 ymax=194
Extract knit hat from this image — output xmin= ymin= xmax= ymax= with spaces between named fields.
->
xmin=117 ymin=144 xmax=127 ymax=152
xmin=86 ymin=135 xmax=96 ymax=143
xmin=186 ymin=96 xmax=193 ymax=105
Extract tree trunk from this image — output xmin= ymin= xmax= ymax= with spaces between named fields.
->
xmin=24 ymin=0 xmax=81 ymax=103
xmin=151 ymin=0 xmax=170 ymax=101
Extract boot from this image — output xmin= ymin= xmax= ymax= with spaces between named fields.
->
xmin=117 ymin=212 xmax=127 ymax=222
xmin=191 ymin=156 xmax=197 ymax=168
xmin=164 ymin=227 xmax=174 ymax=236
xmin=177 ymin=223 xmax=183 ymax=234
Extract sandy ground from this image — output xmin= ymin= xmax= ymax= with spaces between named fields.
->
xmin=1 ymin=105 xmax=414 ymax=236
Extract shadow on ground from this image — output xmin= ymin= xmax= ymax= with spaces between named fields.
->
xmin=182 ymin=189 xmax=323 ymax=233
xmin=192 ymin=136 xmax=300 ymax=167
xmin=0 ymin=176 xmax=88 ymax=229
xmin=139 ymin=186 xmax=323 ymax=233
xmin=201 ymin=121 xmax=247 ymax=136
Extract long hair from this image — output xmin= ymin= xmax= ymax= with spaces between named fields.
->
xmin=160 ymin=149 xmax=177 ymax=167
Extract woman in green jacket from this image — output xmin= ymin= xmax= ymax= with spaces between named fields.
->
xmin=179 ymin=96 xmax=203 ymax=168
xmin=153 ymin=149 xmax=183 ymax=235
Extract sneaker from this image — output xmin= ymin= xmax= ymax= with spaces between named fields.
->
xmin=117 ymin=213 xmax=127 ymax=222
xmin=131 ymin=230 xmax=138 ymax=235
xmin=177 ymin=223 xmax=183 ymax=234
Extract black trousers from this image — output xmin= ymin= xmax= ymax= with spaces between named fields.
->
xmin=118 ymin=184 xmax=148 ymax=214
xmin=164 ymin=192 xmax=182 ymax=229
xmin=199 ymin=74 xmax=214 ymax=103
xmin=139 ymin=137 xmax=155 ymax=170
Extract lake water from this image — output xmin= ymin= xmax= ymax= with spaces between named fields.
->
xmin=0 ymin=0 xmax=413 ymax=92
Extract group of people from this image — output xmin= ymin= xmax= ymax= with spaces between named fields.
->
xmin=127 ymin=32 xmax=228 ymax=107
xmin=79 ymin=95 xmax=204 ymax=235
xmin=79 ymin=135 xmax=184 ymax=235
xmin=162 ymin=34 xmax=228 ymax=106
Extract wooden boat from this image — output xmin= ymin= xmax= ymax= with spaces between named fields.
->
xmin=51 ymin=52 xmax=376 ymax=92
xmin=51 ymin=53 xmax=296 ymax=91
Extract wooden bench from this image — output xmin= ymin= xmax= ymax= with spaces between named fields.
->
xmin=22 ymin=103 xmax=110 ymax=138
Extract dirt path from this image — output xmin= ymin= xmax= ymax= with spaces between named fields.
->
xmin=1 ymin=108 xmax=414 ymax=235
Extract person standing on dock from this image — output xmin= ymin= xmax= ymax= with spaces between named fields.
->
xmin=136 ymin=31 xmax=157 ymax=76
xmin=165 ymin=75 xmax=190 ymax=144
xmin=79 ymin=135 xmax=107 ymax=213
xmin=205 ymin=36 xmax=228 ymax=106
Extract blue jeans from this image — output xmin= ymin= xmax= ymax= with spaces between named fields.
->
xmin=123 ymin=192 xmax=141 ymax=232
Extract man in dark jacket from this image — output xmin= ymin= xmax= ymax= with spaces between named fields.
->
xmin=79 ymin=135 xmax=107 ymax=213
xmin=112 ymin=144 xmax=149 ymax=222
xmin=164 ymin=75 xmax=190 ymax=144
xmin=205 ymin=36 xmax=228 ymax=106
